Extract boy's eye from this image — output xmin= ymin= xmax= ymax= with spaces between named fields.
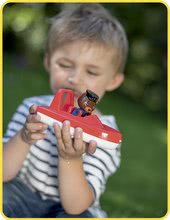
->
xmin=87 ymin=70 xmax=98 ymax=76
xmin=59 ymin=63 xmax=71 ymax=68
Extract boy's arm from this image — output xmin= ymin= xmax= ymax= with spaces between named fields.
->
xmin=54 ymin=121 xmax=97 ymax=215
xmin=3 ymin=130 xmax=31 ymax=182
xmin=3 ymin=105 xmax=48 ymax=182
xmin=58 ymin=157 xmax=95 ymax=215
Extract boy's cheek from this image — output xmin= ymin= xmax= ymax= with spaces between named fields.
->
xmin=49 ymin=78 xmax=61 ymax=92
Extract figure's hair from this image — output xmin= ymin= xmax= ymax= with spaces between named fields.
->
xmin=45 ymin=3 xmax=128 ymax=72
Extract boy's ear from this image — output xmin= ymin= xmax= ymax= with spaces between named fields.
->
xmin=106 ymin=73 xmax=124 ymax=91
xmin=44 ymin=54 xmax=50 ymax=73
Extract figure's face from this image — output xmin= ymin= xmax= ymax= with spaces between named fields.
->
xmin=45 ymin=41 xmax=124 ymax=105
xmin=78 ymin=94 xmax=96 ymax=113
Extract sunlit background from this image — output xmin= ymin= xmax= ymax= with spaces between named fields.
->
xmin=3 ymin=3 xmax=167 ymax=218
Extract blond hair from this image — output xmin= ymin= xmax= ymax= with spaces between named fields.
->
xmin=45 ymin=3 xmax=128 ymax=72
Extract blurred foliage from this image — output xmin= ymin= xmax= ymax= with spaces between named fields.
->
xmin=3 ymin=3 xmax=167 ymax=114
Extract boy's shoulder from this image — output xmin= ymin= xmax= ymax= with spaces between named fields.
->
xmin=99 ymin=115 xmax=118 ymax=130
xmin=22 ymin=95 xmax=54 ymax=107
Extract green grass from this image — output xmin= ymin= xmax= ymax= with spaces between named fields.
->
xmin=3 ymin=54 xmax=167 ymax=218
xmin=98 ymin=93 xmax=167 ymax=217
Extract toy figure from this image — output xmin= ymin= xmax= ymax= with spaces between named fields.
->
xmin=72 ymin=90 xmax=99 ymax=117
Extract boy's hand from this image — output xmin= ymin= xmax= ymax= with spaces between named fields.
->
xmin=21 ymin=105 xmax=48 ymax=145
xmin=54 ymin=120 xmax=97 ymax=160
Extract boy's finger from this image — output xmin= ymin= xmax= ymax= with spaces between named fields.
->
xmin=27 ymin=114 xmax=41 ymax=123
xmin=53 ymin=123 xmax=65 ymax=150
xmin=73 ymin=127 xmax=83 ymax=152
xmin=25 ymin=122 xmax=48 ymax=132
xmin=86 ymin=140 xmax=97 ymax=154
xmin=30 ymin=132 xmax=48 ymax=141
xmin=62 ymin=121 xmax=72 ymax=150
xmin=29 ymin=105 xmax=37 ymax=114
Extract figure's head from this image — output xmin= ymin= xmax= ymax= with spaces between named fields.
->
xmin=44 ymin=3 xmax=128 ymax=101
xmin=78 ymin=90 xmax=99 ymax=113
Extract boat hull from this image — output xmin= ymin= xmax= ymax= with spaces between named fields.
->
xmin=37 ymin=111 xmax=120 ymax=150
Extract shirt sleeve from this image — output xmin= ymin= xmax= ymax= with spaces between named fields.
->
xmin=83 ymin=115 xmax=121 ymax=204
xmin=3 ymin=99 xmax=32 ymax=144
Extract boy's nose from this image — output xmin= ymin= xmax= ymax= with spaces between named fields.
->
xmin=68 ymin=71 xmax=83 ymax=85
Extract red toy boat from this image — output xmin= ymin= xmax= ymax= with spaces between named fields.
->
xmin=36 ymin=89 xmax=122 ymax=150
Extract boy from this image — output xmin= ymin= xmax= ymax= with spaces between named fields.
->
xmin=3 ymin=3 xmax=128 ymax=218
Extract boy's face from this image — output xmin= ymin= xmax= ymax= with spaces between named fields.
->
xmin=45 ymin=41 xmax=124 ymax=103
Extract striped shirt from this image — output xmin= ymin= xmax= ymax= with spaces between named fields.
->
xmin=3 ymin=95 xmax=121 ymax=217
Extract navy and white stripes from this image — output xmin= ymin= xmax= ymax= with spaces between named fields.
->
xmin=3 ymin=95 xmax=121 ymax=217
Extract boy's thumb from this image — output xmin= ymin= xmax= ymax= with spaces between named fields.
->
xmin=29 ymin=105 xmax=37 ymax=114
